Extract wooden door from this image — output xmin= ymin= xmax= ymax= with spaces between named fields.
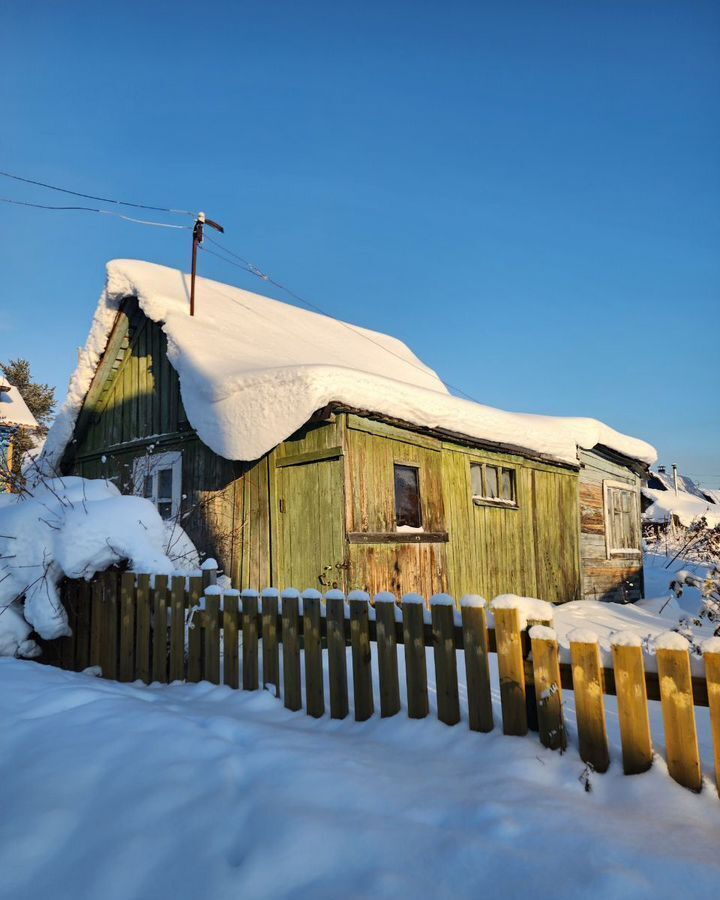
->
xmin=275 ymin=459 xmax=347 ymax=592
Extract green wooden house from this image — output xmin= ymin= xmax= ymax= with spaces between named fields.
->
xmin=44 ymin=260 xmax=656 ymax=604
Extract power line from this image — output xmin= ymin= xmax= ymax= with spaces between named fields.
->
xmin=0 ymin=196 xmax=191 ymax=229
xmin=0 ymin=170 xmax=193 ymax=216
xmin=201 ymin=236 xmax=480 ymax=403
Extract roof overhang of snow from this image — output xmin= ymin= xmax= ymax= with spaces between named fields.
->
xmin=42 ymin=260 xmax=658 ymax=471
xmin=0 ymin=378 xmax=37 ymax=429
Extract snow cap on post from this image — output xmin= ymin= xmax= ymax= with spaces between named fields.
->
xmin=528 ymin=624 xmax=556 ymax=642
xmin=301 ymin=589 xmax=322 ymax=601
xmin=567 ymin=627 xmax=599 ymax=645
xmin=401 ymin=593 xmax=425 ymax=606
xmin=430 ymin=593 xmax=455 ymax=607
xmin=261 ymin=587 xmax=279 ymax=598
xmin=460 ymin=594 xmax=486 ymax=609
xmin=653 ymin=631 xmax=691 ymax=652
xmin=702 ymin=636 xmax=720 ymax=655
xmin=491 ymin=594 xmax=554 ymax=629
xmin=324 ymin=589 xmax=345 ymax=601
xmin=374 ymin=592 xmax=397 ymax=604
xmin=241 ymin=588 xmax=259 ymax=598
xmin=201 ymin=558 xmax=218 ymax=570
xmin=347 ymin=590 xmax=370 ymax=603
xmin=281 ymin=588 xmax=300 ymax=599
xmin=610 ymin=630 xmax=643 ymax=648
xmin=204 ymin=585 xmax=222 ymax=596
xmin=223 ymin=588 xmax=240 ymax=597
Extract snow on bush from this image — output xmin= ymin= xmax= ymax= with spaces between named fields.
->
xmin=0 ymin=476 xmax=175 ymax=656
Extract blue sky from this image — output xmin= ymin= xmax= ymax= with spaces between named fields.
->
xmin=1 ymin=1 xmax=718 ymax=485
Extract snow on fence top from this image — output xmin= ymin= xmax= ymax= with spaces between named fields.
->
xmin=43 ymin=260 xmax=657 ymax=469
xmin=0 ymin=377 xmax=38 ymax=429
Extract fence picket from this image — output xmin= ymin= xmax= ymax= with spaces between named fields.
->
xmin=326 ymin=592 xmax=349 ymax=719
xmin=612 ymin=640 xmax=653 ymax=775
xmin=152 ymin=575 xmax=169 ymax=684
xmin=282 ymin=591 xmax=302 ymax=711
xmin=493 ymin=606 xmax=527 ymax=736
xmin=530 ymin=627 xmax=565 ymax=751
xmin=569 ymin=637 xmax=609 ymax=773
xmin=75 ymin=580 xmax=91 ymax=673
xmin=57 ymin=581 xmax=78 ymax=670
xmin=704 ymin=648 xmax=720 ymax=797
xmin=656 ymin=642 xmax=702 ymax=792
xmin=169 ymin=575 xmax=186 ymax=682
xmin=375 ymin=594 xmax=400 ymax=718
xmin=461 ymin=598 xmax=493 ymax=733
xmin=204 ymin=590 xmax=221 ymax=685
xmin=242 ymin=590 xmax=259 ymax=691
xmin=90 ymin=578 xmax=103 ymax=670
xmin=402 ymin=596 xmax=429 ymax=719
xmin=135 ymin=574 xmax=151 ymax=684
xmin=186 ymin=575 xmax=203 ymax=683
xmin=431 ymin=596 xmax=460 ymax=726
xmin=118 ymin=572 xmax=136 ymax=682
xmin=350 ymin=593 xmax=374 ymax=721
xmin=303 ymin=592 xmax=324 ymax=718
xmin=261 ymin=589 xmax=279 ymax=696
xmin=223 ymin=591 xmax=240 ymax=689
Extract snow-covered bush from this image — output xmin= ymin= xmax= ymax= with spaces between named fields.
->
xmin=0 ymin=476 xmax=175 ymax=657
xmin=671 ymin=566 xmax=720 ymax=635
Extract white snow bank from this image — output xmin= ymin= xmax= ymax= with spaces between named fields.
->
xmin=42 ymin=260 xmax=656 ymax=470
xmin=491 ymin=594 xmax=554 ymax=629
xmin=643 ymin=487 xmax=720 ymax=528
xmin=0 ymin=477 xmax=173 ymax=646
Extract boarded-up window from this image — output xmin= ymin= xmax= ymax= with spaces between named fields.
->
xmin=604 ymin=482 xmax=640 ymax=554
xmin=394 ymin=464 xmax=422 ymax=528
xmin=470 ymin=463 xmax=517 ymax=507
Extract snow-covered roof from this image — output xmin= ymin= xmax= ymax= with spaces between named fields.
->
xmin=643 ymin=470 xmax=720 ymax=528
xmin=43 ymin=260 xmax=657 ymax=468
xmin=0 ymin=378 xmax=37 ymax=429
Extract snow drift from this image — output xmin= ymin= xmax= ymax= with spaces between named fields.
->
xmin=0 ymin=477 xmax=174 ymax=655
xmin=42 ymin=260 xmax=656 ymax=470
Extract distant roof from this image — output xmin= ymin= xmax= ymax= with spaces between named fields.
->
xmin=0 ymin=377 xmax=37 ymax=429
xmin=43 ymin=260 xmax=657 ymax=469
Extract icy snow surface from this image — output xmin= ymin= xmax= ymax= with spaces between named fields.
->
xmin=43 ymin=260 xmax=656 ymax=469
xmin=2 ymin=653 xmax=720 ymax=900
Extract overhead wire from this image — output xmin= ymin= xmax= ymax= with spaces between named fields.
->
xmin=0 ymin=196 xmax=191 ymax=229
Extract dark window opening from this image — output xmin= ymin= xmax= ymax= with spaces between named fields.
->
xmin=394 ymin=464 xmax=422 ymax=528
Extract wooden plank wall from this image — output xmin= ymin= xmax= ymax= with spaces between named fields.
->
xmin=578 ymin=449 xmax=643 ymax=603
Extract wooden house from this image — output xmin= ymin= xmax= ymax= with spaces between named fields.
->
xmin=0 ymin=377 xmax=38 ymax=491
xmin=44 ymin=260 xmax=656 ymax=603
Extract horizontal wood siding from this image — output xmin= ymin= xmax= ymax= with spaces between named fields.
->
xmin=579 ymin=449 xmax=643 ymax=602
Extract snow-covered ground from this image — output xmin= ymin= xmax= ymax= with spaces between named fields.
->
xmin=3 ymin=634 xmax=720 ymax=900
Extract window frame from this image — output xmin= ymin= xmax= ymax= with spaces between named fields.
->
xmin=132 ymin=450 xmax=183 ymax=522
xmin=393 ymin=461 xmax=423 ymax=531
xmin=469 ymin=461 xmax=518 ymax=509
xmin=603 ymin=479 xmax=641 ymax=558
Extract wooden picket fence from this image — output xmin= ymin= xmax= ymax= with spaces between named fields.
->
xmin=46 ymin=568 xmax=720 ymax=797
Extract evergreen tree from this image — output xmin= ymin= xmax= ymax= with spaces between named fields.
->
xmin=1 ymin=358 xmax=56 ymax=476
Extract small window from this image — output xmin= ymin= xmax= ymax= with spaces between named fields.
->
xmin=394 ymin=464 xmax=422 ymax=529
xmin=605 ymin=481 xmax=640 ymax=555
xmin=470 ymin=463 xmax=517 ymax=507
xmin=133 ymin=451 xmax=182 ymax=521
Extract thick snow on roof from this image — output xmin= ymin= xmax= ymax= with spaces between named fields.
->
xmin=643 ymin=486 xmax=720 ymax=528
xmin=0 ymin=378 xmax=37 ymax=429
xmin=44 ymin=260 xmax=657 ymax=468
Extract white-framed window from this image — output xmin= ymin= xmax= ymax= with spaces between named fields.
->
xmin=470 ymin=462 xmax=517 ymax=507
xmin=132 ymin=451 xmax=182 ymax=521
xmin=604 ymin=480 xmax=641 ymax=557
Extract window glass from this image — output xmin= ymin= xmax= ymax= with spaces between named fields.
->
xmin=485 ymin=466 xmax=499 ymax=499
xmin=501 ymin=468 xmax=515 ymax=502
xmin=470 ymin=463 xmax=483 ymax=497
xmin=158 ymin=468 xmax=173 ymax=501
xmin=394 ymin=464 xmax=422 ymax=528
xmin=607 ymin=486 xmax=639 ymax=551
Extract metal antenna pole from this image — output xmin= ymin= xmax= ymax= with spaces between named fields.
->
xmin=189 ymin=212 xmax=225 ymax=317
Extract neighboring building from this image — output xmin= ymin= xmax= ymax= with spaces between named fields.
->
xmin=43 ymin=260 xmax=656 ymax=603
xmin=642 ymin=467 xmax=720 ymax=532
xmin=0 ymin=377 xmax=38 ymax=491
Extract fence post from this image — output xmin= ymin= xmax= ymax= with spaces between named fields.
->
xmin=529 ymin=624 xmax=566 ymax=751
xmin=655 ymin=634 xmax=702 ymax=792
xmin=118 ymin=572 xmax=136 ymax=683
xmin=204 ymin=586 xmax=221 ymax=685
xmin=152 ymin=574 xmax=169 ymax=684
xmin=569 ymin=630 xmax=609 ymax=773
xmin=90 ymin=577 xmax=103 ymax=670
xmin=611 ymin=633 xmax=653 ymax=775
xmin=492 ymin=602 xmax=527 ymax=736
xmin=460 ymin=596 xmax=493 ymax=733
xmin=169 ymin=575 xmax=186 ymax=682
xmin=402 ymin=594 xmax=429 ymax=719
xmin=223 ymin=590 xmax=240 ymax=689
xmin=201 ymin=559 xmax=218 ymax=591
xmin=242 ymin=589 xmax=259 ymax=691
xmin=349 ymin=591 xmax=374 ymax=722
xmin=186 ymin=574 xmax=204 ymax=684
xmin=431 ymin=595 xmax=460 ymax=726
xmin=135 ymin=574 xmax=151 ymax=685
xmin=703 ymin=643 xmax=720 ymax=797
xmin=375 ymin=593 xmax=400 ymax=718
xmin=326 ymin=590 xmax=349 ymax=719
xmin=75 ymin=580 xmax=92 ymax=673
xmin=303 ymin=590 xmax=324 ymax=718
xmin=261 ymin=588 xmax=280 ymax=696
xmin=282 ymin=589 xmax=302 ymax=711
